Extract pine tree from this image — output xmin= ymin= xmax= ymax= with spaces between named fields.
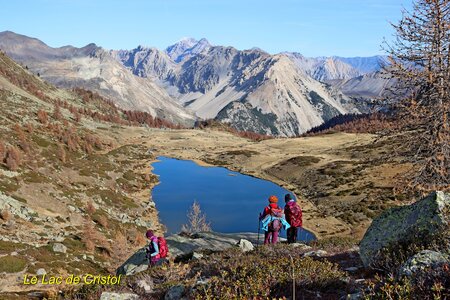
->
xmin=385 ymin=0 xmax=450 ymax=192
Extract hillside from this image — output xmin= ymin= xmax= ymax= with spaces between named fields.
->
xmin=0 ymin=31 xmax=195 ymax=126
xmin=0 ymin=51 xmax=170 ymax=294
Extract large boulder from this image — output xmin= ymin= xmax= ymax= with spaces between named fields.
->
xmin=116 ymin=248 xmax=149 ymax=276
xmin=360 ymin=191 xmax=449 ymax=268
xmin=166 ymin=232 xmax=250 ymax=259
xmin=117 ymin=232 xmax=263 ymax=275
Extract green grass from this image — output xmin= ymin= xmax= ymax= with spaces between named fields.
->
xmin=0 ymin=177 xmax=20 ymax=193
xmin=0 ymin=255 xmax=27 ymax=273
xmin=0 ymin=241 xmax=27 ymax=254
xmin=21 ymin=171 xmax=50 ymax=184
xmin=281 ymin=155 xmax=321 ymax=167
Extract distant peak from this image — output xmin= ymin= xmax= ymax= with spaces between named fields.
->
xmin=197 ymin=38 xmax=210 ymax=44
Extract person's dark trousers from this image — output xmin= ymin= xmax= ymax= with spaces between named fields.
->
xmin=287 ymin=227 xmax=298 ymax=243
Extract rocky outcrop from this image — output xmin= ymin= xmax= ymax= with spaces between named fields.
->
xmin=116 ymin=232 xmax=258 ymax=276
xmin=0 ymin=191 xmax=37 ymax=221
xmin=360 ymin=191 xmax=449 ymax=268
xmin=164 ymin=284 xmax=186 ymax=300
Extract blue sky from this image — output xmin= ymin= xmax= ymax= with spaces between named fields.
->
xmin=0 ymin=0 xmax=412 ymax=57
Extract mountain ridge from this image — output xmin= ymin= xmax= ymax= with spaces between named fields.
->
xmin=0 ymin=31 xmax=391 ymax=136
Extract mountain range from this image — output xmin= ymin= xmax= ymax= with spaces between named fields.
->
xmin=0 ymin=31 xmax=393 ymax=136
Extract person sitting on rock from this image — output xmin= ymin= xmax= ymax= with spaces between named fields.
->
xmin=284 ymin=194 xmax=303 ymax=243
xmin=259 ymin=195 xmax=290 ymax=244
xmin=145 ymin=230 xmax=160 ymax=265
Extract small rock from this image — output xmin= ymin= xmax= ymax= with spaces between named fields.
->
xmin=27 ymin=292 xmax=46 ymax=298
xmin=165 ymin=284 xmax=186 ymax=300
xmin=238 ymin=239 xmax=254 ymax=252
xmin=52 ymin=243 xmax=67 ymax=254
xmin=303 ymin=250 xmax=328 ymax=257
xmin=99 ymin=292 xmax=139 ymax=300
xmin=196 ymin=277 xmax=210 ymax=285
xmin=67 ymin=205 xmax=76 ymax=213
xmin=291 ymin=243 xmax=312 ymax=250
xmin=344 ymin=267 xmax=359 ymax=273
xmin=346 ymin=292 xmax=363 ymax=300
xmin=137 ymin=279 xmax=153 ymax=294
xmin=399 ymin=250 xmax=449 ymax=277
xmin=36 ymin=268 xmax=47 ymax=276
xmin=10 ymin=251 xmax=18 ymax=256
xmin=192 ymin=252 xmax=204 ymax=260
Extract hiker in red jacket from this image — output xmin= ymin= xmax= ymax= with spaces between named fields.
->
xmin=260 ymin=195 xmax=284 ymax=244
xmin=284 ymin=194 xmax=303 ymax=243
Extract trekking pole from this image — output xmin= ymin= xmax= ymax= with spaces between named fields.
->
xmin=289 ymin=254 xmax=296 ymax=300
xmin=257 ymin=213 xmax=261 ymax=246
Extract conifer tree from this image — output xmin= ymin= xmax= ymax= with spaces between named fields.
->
xmin=385 ymin=0 xmax=450 ymax=192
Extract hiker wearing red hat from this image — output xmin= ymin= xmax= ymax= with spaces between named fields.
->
xmin=259 ymin=195 xmax=285 ymax=244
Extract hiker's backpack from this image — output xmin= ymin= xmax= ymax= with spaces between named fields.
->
xmin=288 ymin=203 xmax=302 ymax=227
xmin=157 ymin=236 xmax=169 ymax=258
xmin=149 ymin=236 xmax=169 ymax=258
xmin=267 ymin=206 xmax=283 ymax=232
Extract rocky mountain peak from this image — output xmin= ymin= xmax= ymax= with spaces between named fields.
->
xmin=166 ymin=37 xmax=211 ymax=62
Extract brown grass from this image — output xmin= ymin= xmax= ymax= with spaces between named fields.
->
xmin=86 ymin=201 xmax=96 ymax=215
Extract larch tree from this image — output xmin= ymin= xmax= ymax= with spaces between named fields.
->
xmin=385 ymin=0 xmax=450 ymax=192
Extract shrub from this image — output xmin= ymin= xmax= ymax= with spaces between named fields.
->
xmin=181 ymin=201 xmax=211 ymax=233
xmin=37 ymin=109 xmax=48 ymax=124
xmin=97 ymin=215 xmax=108 ymax=229
xmin=0 ymin=141 xmax=5 ymax=162
xmin=53 ymin=103 xmax=62 ymax=120
xmin=0 ymin=209 xmax=11 ymax=221
xmin=82 ymin=219 xmax=96 ymax=253
xmin=57 ymin=144 xmax=66 ymax=163
xmin=191 ymin=247 xmax=347 ymax=299
xmin=5 ymin=146 xmax=21 ymax=171
xmin=364 ymin=268 xmax=450 ymax=300
xmin=86 ymin=201 xmax=96 ymax=215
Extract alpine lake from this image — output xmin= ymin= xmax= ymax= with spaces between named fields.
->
xmin=151 ymin=156 xmax=316 ymax=242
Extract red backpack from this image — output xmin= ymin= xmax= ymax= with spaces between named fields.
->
xmin=157 ymin=237 xmax=169 ymax=258
xmin=149 ymin=236 xmax=169 ymax=258
xmin=287 ymin=203 xmax=302 ymax=227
